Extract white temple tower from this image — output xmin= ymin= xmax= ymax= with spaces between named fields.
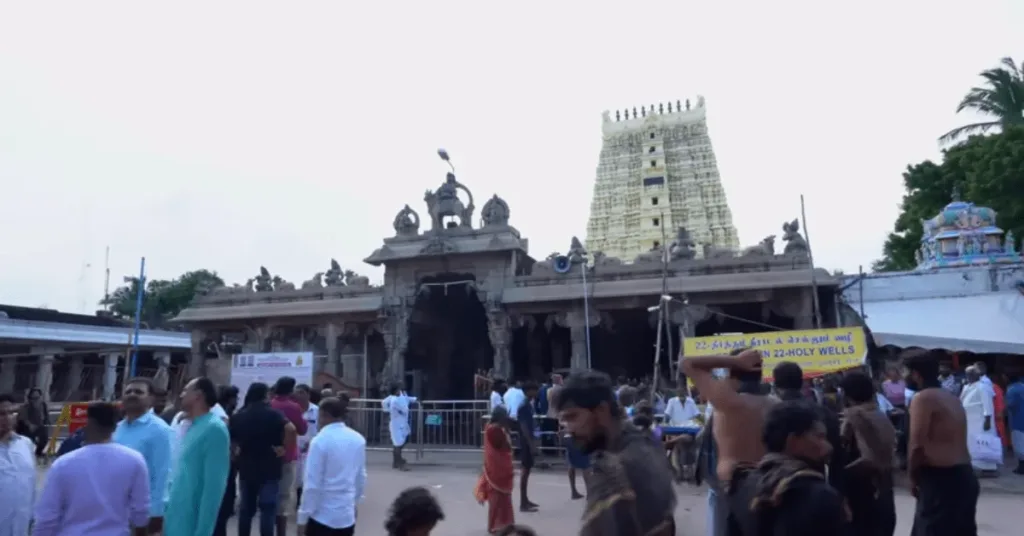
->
xmin=585 ymin=98 xmax=739 ymax=261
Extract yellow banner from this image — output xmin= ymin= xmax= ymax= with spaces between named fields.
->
xmin=682 ymin=327 xmax=868 ymax=378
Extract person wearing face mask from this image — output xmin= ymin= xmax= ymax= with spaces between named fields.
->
xmin=729 ymin=401 xmax=844 ymax=536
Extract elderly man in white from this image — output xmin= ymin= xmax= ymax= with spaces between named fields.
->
xmin=961 ymin=366 xmax=1001 ymax=473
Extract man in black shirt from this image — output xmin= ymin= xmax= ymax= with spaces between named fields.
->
xmin=516 ymin=381 xmax=540 ymax=512
xmin=230 ymin=382 xmax=287 ymax=536
xmin=732 ymin=401 xmax=845 ymax=536
xmin=772 ymin=362 xmax=846 ymax=497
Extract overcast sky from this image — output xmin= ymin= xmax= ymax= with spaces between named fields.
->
xmin=2 ymin=1 xmax=1022 ymax=313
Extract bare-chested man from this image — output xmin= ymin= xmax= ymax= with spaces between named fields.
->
xmin=904 ymin=349 xmax=979 ymax=536
xmin=682 ymin=348 xmax=776 ymax=536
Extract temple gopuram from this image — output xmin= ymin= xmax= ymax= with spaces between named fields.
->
xmin=843 ymin=194 xmax=1024 ymax=358
xmin=175 ymin=164 xmax=845 ymax=399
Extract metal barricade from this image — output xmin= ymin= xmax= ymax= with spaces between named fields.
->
xmin=345 ymin=398 xmax=567 ymax=461
xmin=45 ymin=397 xmax=569 ymax=463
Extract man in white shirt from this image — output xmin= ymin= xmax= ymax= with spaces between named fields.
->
xmin=298 ymin=397 xmax=366 ymax=536
xmin=502 ymin=382 xmax=526 ymax=420
xmin=489 ymin=379 xmax=508 ymax=411
xmin=0 ymin=393 xmax=36 ymax=536
xmin=664 ymin=386 xmax=701 ymax=426
xmin=976 ymin=361 xmax=997 ymax=398
xmin=382 ymin=383 xmax=417 ymax=471
xmin=295 ymin=384 xmax=320 ymax=512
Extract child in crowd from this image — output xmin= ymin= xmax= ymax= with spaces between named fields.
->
xmin=633 ymin=401 xmax=662 ymax=442
xmin=385 ymin=487 xmax=446 ymax=536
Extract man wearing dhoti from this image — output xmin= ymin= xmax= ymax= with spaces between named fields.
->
xmin=961 ymin=366 xmax=1000 ymax=474
xmin=382 ymin=383 xmax=417 ymax=471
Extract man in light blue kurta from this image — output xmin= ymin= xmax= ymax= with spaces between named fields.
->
xmin=114 ymin=377 xmax=173 ymax=532
xmin=165 ymin=378 xmax=231 ymax=536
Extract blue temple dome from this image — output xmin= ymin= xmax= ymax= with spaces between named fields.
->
xmin=916 ymin=194 xmax=1019 ymax=269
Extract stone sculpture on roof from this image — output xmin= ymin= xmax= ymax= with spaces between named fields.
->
xmin=324 ymin=259 xmax=345 ymax=286
xmin=272 ymin=275 xmax=295 ymax=291
xmin=782 ymin=219 xmax=809 ymax=257
xmin=301 ymin=273 xmax=324 ymax=289
xmin=393 ymin=204 xmax=421 ymax=237
xmin=742 ymin=235 xmax=776 ymax=257
xmin=424 ymin=172 xmax=475 ymax=231
xmin=254 ymin=267 xmax=274 ymax=292
xmin=669 ymin=227 xmax=697 ymax=261
xmin=481 ymin=195 xmax=510 ymax=228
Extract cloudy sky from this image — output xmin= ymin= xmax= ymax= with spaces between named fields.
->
xmin=2 ymin=1 xmax=1022 ymax=313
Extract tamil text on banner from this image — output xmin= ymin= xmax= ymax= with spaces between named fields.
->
xmin=231 ymin=352 xmax=314 ymax=401
xmin=682 ymin=327 xmax=868 ymax=378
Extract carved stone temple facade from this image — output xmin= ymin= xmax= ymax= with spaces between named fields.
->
xmin=586 ymin=98 xmax=740 ymax=262
xmin=175 ymin=167 xmax=842 ymax=399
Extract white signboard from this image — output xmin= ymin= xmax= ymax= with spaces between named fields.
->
xmin=231 ymin=352 xmax=314 ymax=402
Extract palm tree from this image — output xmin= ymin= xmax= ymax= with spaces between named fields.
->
xmin=939 ymin=57 xmax=1024 ymax=144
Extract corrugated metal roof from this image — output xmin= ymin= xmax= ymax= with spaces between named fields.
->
xmin=865 ymin=292 xmax=1024 ymax=354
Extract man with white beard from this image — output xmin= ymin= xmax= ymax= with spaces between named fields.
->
xmin=960 ymin=366 xmax=1000 ymax=475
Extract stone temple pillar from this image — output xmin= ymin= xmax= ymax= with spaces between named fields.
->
xmin=153 ymin=350 xmax=172 ymax=393
xmin=564 ymin=308 xmax=600 ymax=370
xmin=341 ymin=335 xmax=365 ymax=389
xmin=323 ymin=322 xmax=341 ymax=378
xmin=0 ymin=357 xmax=15 ymax=394
xmin=34 ymin=349 xmax=59 ymax=402
xmin=380 ymin=304 xmax=409 ymax=384
xmin=486 ymin=307 xmax=512 ymax=380
xmin=102 ymin=353 xmax=122 ymax=401
xmin=67 ymin=356 xmax=84 ymax=399
xmin=188 ymin=330 xmax=205 ymax=379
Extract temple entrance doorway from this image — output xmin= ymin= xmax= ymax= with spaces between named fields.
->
xmin=592 ymin=309 xmax=662 ymax=381
xmin=404 ymin=273 xmax=493 ymax=400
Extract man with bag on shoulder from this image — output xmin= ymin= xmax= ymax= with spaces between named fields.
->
xmin=960 ymin=366 xmax=1001 ymax=477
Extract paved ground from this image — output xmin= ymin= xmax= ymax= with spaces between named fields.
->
xmin=383 ymin=448 xmax=1024 ymax=495
xmin=32 ymin=457 xmax=1024 ymax=535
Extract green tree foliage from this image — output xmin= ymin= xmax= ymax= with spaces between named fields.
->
xmin=875 ymin=127 xmax=1024 ymax=271
xmin=101 ymin=269 xmax=224 ymax=328
xmin=939 ymin=57 xmax=1024 ymax=144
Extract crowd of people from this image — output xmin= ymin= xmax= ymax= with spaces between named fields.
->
xmin=0 ymin=376 xmax=450 ymax=536
xmin=474 ymin=349 xmax=1021 ymax=536
xmin=2 ymin=347 xmax=1022 ymax=536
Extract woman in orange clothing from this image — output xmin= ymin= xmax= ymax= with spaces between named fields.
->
xmin=994 ymin=378 xmax=1009 ymax=448
xmin=475 ymin=406 xmax=516 ymax=534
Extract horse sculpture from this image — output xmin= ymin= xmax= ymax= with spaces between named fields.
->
xmin=424 ymin=172 xmax=475 ymax=231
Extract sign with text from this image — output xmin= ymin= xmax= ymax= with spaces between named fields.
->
xmin=682 ymin=327 xmax=868 ymax=378
xmin=66 ymin=401 xmax=121 ymax=434
xmin=231 ymin=352 xmax=314 ymax=402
